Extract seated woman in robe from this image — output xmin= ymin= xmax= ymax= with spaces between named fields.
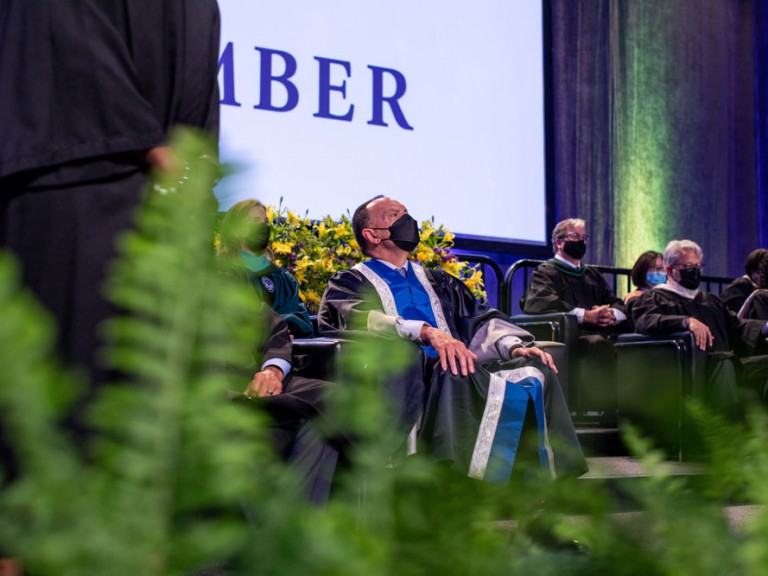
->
xmin=624 ymin=250 xmax=665 ymax=304
xmin=218 ymin=199 xmax=314 ymax=338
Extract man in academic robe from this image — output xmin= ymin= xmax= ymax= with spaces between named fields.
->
xmin=240 ymin=306 xmax=344 ymax=505
xmin=719 ymin=248 xmax=768 ymax=313
xmin=318 ymin=196 xmax=586 ymax=482
xmin=520 ymin=218 xmax=628 ymax=419
xmin=631 ymin=240 xmax=768 ymax=412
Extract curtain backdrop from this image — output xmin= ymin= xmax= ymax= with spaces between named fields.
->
xmin=551 ymin=0 xmax=767 ymax=277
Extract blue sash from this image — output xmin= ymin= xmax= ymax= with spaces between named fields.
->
xmin=473 ymin=374 xmax=551 ymax=483
xmin=364 ymin=259 xmax=440 ymax=356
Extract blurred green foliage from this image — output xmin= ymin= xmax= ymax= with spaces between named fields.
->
xmin=0 ymin=129 xmax=767 ymax=575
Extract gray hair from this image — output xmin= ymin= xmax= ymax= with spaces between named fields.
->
xmin=551 ymin=218 xmax=586 ymax=253
xmin=663 ymin=239 xmax=703 ymax=268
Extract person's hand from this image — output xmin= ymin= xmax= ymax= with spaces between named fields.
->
xmin=420 ymin=326 xmax=477 ymax=376
xmin=686 ymin=317 xmax=714 ymax=351
xmin=584 ymin=305 xmax=615 ymax=327
xmin=244 ymin=366 xmax=284 ymax=397
xmin=145 ymin=145 xmax=181 ymax=173
xmin=511 ymin=346 xmax=558 ymax=373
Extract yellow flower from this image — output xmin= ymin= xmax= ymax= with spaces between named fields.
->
xmin=286 ymin=210 xmax=300 ymax=226
xmin=332 ymin=223 xmax=350 ymax=238
xmin=261 ymin=203 xmax=486 ymax=312
xmin=271 ymin=241 xmax=294 ymax=255
xmin=442 ymin=260 xmax=461 ymax=277
xmin=415 ymin=245 xmax=435 ymax=263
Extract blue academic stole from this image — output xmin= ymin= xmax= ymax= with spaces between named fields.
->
xmin=364 ymin=259 xmax=440 ymax=357
xmin=481 ymin=375 xmax=550 ymax=483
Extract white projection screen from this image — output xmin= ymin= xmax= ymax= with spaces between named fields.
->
xmin=215 ymin=1 xmax=549 ymax=245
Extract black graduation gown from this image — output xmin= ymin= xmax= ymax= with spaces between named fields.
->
xmin=632 ymin=286 xmax=768 ymax=407
xmin=319 ymin=263 xmax=586 ymax=480
xmin=521 ymin=259 xmax=626 ymax=324
xmin=738 ymin=290 xmax=768 ymax=322
xmin=0 ymin=0 xmax=221 ymax=387
xmin=719 ymin=276 xmax=756 ymax=314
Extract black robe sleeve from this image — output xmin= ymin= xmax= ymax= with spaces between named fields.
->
xmin=631 ymin=290 xmax=690 ymax=335
xmin=318 ymin=268 xmax=391 ymax=338
xmin=259 ymin=306 xmax=294 ymax=367
xmin=739 ymin=290 xmax=768 ymax=321
xmin=521 ymin=265 xmax=573 ymax=314
xmin=718 ymin=277 xmax=755 ymax=313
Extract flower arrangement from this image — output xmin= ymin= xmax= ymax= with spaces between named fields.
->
xmin=265 ymin=200 xmax=486 ymax=314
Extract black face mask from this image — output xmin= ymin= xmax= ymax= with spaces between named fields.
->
xmin=678 ymin=267 xmax=702 ymax=290
xmin=245 ymin=222 xmax=271 ymax=253
xmin=379 ymin=214 xmax=420 ymax=252
xmin=562 ymin=240 xmax=587 ymax=260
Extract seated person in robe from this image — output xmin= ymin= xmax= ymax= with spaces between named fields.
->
xmin=631 ymin=239 xmax=768 ymax=412
xmin=218 ymin=199 xmax=314 ymax=338
xmin=719 ymin=248 xmax=768 ymax=314
xmin=239 ymin=307 xmax=344 ymax=505
xmin=520 ymin=218 xmax=628 ymax=420
xmin=318 ymin=196 xmax=586 ymax=483
xmin=737 ymin=250 xmax=768 ymax=322
xmin=624 ymin=250 xmax=665 ymax=304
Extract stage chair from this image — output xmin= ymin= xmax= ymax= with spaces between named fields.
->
xmin=613 ymin=331 xmax=705 ymax=461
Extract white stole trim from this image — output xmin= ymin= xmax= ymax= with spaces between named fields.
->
xmin=355 ymin=262 xmax=398 ymax=316
xmin=409 ymin=262 xmax=451 ymax=334
xmin=355 ymin=261 xmax=451 ymax=334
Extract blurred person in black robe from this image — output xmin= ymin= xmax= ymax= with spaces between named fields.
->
xmin=239 ymin=307 xmax=344 ymax=505
xmin=0 ymin=1 xmax=222 ymax=566
xmin=319 ymin=196 xmax=586 ymax=482
xmin=0 ymin=0 xmax=221 ymax=393
xmin=632 ymin=240 xmax=768 ymax=412
xmin=719 ymin=248 xmax=768 ymax=313
xmin=521 ymin=218 xmax=628 ymax=421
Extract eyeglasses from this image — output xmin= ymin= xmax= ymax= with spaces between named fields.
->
xmin=672 ymin=263 xmax=703 ymax=272
xmin=561 ymin=233 xmax=588 ymax=242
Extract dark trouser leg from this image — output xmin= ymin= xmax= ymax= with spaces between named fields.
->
xmin=288 ymin=421 xmax=340 ymax=506
xmin=739 ymin=354 xmax=768 ymax=404
xmin=703 ymin=356 xmax=743 ymax=419
xmin=261 ymin=375 xmax=345 ymax=505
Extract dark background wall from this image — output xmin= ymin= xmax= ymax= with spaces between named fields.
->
xmin=462 ymin=0 xmax=768 ymax=282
